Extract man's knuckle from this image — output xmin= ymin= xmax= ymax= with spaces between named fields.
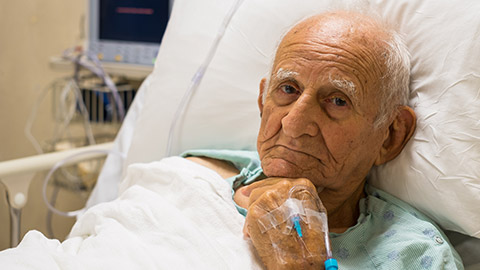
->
xmin=264 ymin=189 xmax=278 ymax=200
xmin=298 ymin=178 xmax=313 ymax=187
xmin=278 ymin=179 xmax=290 ymax=188
xmin=248 ymin=205 xmax=264 ymax=218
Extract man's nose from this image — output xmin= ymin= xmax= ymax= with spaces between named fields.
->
xmin=281 ymin=96 xmax=320 ymax=138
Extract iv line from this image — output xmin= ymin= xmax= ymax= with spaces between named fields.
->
xmin=165 ymin=0 xmax=245 ymax=156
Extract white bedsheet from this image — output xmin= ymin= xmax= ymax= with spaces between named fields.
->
xmin=0 ymin=157 xmax=262 ymax=270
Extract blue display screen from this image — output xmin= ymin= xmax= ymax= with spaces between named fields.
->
xmin=99 ymin=0 xmax=169 ymax=44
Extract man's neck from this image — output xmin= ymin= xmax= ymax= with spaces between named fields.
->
xmin=321 ymin=181 xmax=366 ymax=234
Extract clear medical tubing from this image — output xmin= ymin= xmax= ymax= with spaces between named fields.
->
xmin=39 ymin=49 xmax=127 ymax=218
xmin=62 ymin=48 xmax=125 ymax=122
xmin=24 ymin=77 xmax=96 ymax=154
xmin=165 ymin=0 xmax=245 ymax=156
xmin=42 ymin=149 xmax=126 ymax=217
xmin=288 ymin=185 xmax=336 ymax=264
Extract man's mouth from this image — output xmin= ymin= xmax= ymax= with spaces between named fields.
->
xmin=267 ymin=144 xmax=326 ymax=166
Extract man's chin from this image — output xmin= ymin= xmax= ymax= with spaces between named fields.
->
xmin=261 ymin=157 xmax=302 ymax=178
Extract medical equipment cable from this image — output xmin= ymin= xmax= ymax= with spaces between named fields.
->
xmin=165 ymin=0 xmax=245 ymax=156
xmin=62 ymin=48 xmax=126 ymax=122
xmin=53 ymin=76 xmax=95 ymax=233
xmin=27 ymin=48 xmax=125 ymax=229
xmin=24 ymin=76 xmax=93 ymax=235
xmin=45 ymin=185 xmax=60 ymax=238
xmin=26 ymin=51 xmax=97 ymax=153
xmin=42 ymin=149 xmax=126 ymax=217
xmin=41 ymin=56 xmax=125 ymax=219
xmin=55 ymin=78 xmax=96 ymax=147
xmin=24 ymin=77 xmax=97 ymax=155
xmin=55 ymin=80 xmax=77 ymax=142
xmin=47 ymin=67 xmax=96 ymax=236
xmin=25 ymin=79 xmax=67 ymax=154
xmin=24 ymin=75 xmax=96 ymax=234
xmin=71 ymin=76 xmax=96 ymax=146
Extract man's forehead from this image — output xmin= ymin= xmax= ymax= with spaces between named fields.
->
xmin=272 ymin=12 xmax=387 ymax=89
xmin=277 ymin=11 xmax=389 ymax=61
xmin=287 ymin=11 xmax=387 ymax=43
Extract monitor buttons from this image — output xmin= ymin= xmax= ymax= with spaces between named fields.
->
xmin=114 ymin=54 xmax=123 ymax=62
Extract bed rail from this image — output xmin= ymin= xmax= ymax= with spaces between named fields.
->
xmin=0 ymin=142 xmax=113 ymax=247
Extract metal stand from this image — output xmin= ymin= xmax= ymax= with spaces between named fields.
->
xmin=0 ymin=173 xmax=32 ymax=248
xmin=5 ymin=190 xmax=21 ymax=247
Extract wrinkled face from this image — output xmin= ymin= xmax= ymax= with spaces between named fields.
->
xmin=257 ymin=14 xmax=389 ymax=192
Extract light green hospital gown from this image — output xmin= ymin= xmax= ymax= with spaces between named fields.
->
xmin=182 ymin=149 xmax=464 ymax=269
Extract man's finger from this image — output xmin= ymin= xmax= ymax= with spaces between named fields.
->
xmin=247 ymin=179 xmax=294 ymax=207
xmin=240 ymin=177 xmax=285 ymax=197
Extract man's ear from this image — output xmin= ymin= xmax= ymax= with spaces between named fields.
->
xmin=258 ymin=78 xmax=267 ymax=115
xmin=375 ymin=106 xmax=416 ymax=165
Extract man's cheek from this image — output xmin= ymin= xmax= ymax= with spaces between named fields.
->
xmin=259 ymin=109 xmax=283 ymax=141
xmin=321 ymin=127 xmax=358 ymax=159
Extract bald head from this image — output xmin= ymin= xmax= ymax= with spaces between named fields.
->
xmin=284 ymin=11 xmax=390 ymax=48
xmin=267 ymin=11 xmax=410 ymax=128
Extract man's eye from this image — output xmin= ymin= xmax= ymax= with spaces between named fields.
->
xmin=324 ymin=96 xmax=350 ymax=119
xmin=280 ymin=85 xmax=297 ymax=94
xmin=330 ymin=97 xmax=347 ymax=107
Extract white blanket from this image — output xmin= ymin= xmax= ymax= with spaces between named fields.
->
xmin=0 ymin=157 xmax=262 ymax=270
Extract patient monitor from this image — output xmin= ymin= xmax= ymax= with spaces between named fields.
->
xmin=87 ymin=0 xmax=171 ymax=66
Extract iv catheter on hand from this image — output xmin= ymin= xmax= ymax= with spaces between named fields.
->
xmin=257 ymin=185 xmax=338 ymax=269
xmin=289 ymin=204 xmax=338 ymax=270
xmin=292 ymin=214 xmax=303 ymax=238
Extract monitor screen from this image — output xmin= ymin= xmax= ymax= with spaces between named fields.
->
xmin=88 ymin=0 xmax=171 ymax=66
xmin=99 ymin=0 xmax=169 ymax=44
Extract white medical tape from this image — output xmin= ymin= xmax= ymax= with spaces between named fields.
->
xmin=257 ymin=198 xmax=327 ymax=235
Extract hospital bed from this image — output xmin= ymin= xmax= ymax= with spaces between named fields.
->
xmin=1 ymin=0 xmax=480 ymax=268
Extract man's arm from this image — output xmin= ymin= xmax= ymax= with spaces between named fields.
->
xmin=185 ymin=156 xmax=238 ymax=179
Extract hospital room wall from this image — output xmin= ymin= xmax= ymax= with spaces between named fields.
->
xmin=0 ymin=1 xmax=86 ymax=250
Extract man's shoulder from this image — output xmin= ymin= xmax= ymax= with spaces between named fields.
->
xmin=330 ymin=185 xmax=464 ymax=269
xmin=365 ymin=190 xmax=463 ymax=269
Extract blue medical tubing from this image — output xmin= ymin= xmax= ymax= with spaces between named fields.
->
xmin=292 ymin=215 xmax=303 ymax=237
xmin=325 ymin=258 xmax=339 ymax=270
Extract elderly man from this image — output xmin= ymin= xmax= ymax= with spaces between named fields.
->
xmin=185 ymin=10 xmax=463 ymax=270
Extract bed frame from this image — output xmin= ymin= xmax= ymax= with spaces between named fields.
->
xmin=0 ymin=142 xmax=113 ymax=247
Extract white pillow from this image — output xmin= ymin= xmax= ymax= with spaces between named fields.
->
xmin=125 ymin=0 xmax=480 ymax=237
xmin=369 ymin=0 xmax=480 ymax=238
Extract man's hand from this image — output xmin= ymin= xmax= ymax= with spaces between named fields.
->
xmin=241 ymin=178 xmax=327 ymax=270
